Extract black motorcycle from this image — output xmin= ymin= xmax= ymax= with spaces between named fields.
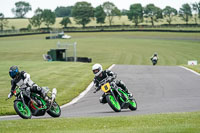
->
xmin=7 ymin=87 xmax=61 ymax=119
xmin=97 ymin=77 xmax=137 ymax=112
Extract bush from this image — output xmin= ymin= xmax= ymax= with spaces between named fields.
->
xmin=27 ymin=24 xmax=32 ymax=31
xmin=19 ymin=28 xmax=29 ymax=32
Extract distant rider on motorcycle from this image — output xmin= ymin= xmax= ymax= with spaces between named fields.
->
xmin=92 ymin=64 xmax=132 ymax=104
xmin=8 ymin=66 xmax=50 ymax=103
xmin=150 ymin=52 xmax=159 ymax=65
xmin=150 ymin=52 xmax=159 ymax=60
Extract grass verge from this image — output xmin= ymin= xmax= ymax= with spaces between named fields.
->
xmin=185 ymin=65 xmax=200 ymax=74
xmin=0 ymin=111 xmax=200 ymax=133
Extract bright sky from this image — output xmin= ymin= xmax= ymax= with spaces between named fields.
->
xmin=0 ymin=0 xmax=198 ymax=17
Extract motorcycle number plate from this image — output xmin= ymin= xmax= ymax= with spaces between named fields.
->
xmin=101 ymin=83 xmax=111 ymax=93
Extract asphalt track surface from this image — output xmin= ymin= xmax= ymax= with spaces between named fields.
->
xmin=1 ymin=65 xmax=200 ymax=120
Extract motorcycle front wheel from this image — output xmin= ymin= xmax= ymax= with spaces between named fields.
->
xmin=106 ymin=95 xmax=121 ymax=112
xmin=14 ymin=100 xmax=32 ymax=119
xmin=47 ymin=101 xmax=61 ymax=117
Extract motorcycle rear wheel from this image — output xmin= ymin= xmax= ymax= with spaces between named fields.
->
xmin=14 ymin=101 xmax=32 ymax=119
xmin=106 ymin=95 xmax=121 ymax=112
xmin=129 ymin=98 xmax=137 ymax=111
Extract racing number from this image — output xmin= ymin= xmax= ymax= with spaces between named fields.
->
xmin=101 ymin=83 xmax=111 ymax=93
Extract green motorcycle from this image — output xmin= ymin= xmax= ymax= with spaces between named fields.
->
xmin=7 ymin=87 xmax=61 ymax=119
xmin=99 ymin=78 xmax=137 ymax=112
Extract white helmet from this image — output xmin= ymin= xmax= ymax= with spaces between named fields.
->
xmin=92 ymin=64 xmax=103 ymax=76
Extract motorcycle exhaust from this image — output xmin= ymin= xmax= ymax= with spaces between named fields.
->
xmin=51 ymin=88 xmax=57 ymax=102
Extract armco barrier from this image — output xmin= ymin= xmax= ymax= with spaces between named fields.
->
xmin=0 ymin=31 xmax=49 ymax=37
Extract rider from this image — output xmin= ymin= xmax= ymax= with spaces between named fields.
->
xmin=92 ymin=64 xmax=132 ymax=104
xmin=8 ymin=65 xmax=50 ymax=103
xmin=150 ymin=52 xmax=159 ymax=61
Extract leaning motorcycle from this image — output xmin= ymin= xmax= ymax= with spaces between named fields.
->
xmin=98 ymin=77 xmax=137 ymax=112
xmin=7 ymin=87 xmax=61 ymax=119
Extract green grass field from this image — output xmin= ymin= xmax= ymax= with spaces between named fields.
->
xmin=0 ymin=32 xmax=200 ymax=115
xmin=0 ymin=112 xmax=200 ymax=133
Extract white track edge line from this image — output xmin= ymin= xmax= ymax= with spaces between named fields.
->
xmin=61 ymin=64 xmax=115 ymax=108
xmin=0 ymin=115 xmax=18 ymax=119
xmin=179 ymin=66 xmax=200 ymax=76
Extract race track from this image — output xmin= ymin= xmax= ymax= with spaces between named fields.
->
xmin=1 ymin=65 xmax=200 ymax=120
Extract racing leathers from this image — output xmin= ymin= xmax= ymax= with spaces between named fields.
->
xmin=9 ymin=71 xmax=47 ymax=99
xmin=93 ymin=69 xmax=129 ymax=104
xmin=150 ymin=54 xmax=159 ymax=61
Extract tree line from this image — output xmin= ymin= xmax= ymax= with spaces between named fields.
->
xmin=0 ymin=1 xmax=200 ymax=31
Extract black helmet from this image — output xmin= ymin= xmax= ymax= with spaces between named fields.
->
xmin=154 ymin=53 xmax=157 ymax=56
xmin=9 ymin=66 xmax=20 ymax=79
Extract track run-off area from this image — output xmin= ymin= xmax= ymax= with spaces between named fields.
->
xmin=1 ymin=65 xmax=200 ymax=120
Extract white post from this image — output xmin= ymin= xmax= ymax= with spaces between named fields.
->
xmin=50 ymin=30 xmax=52 ymax=39
xmin=74 ymin=42 xmax=77 ymax=62
xmin=57 ymin=41 xmax=60 ymax=48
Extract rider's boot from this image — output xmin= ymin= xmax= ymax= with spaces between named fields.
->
xmin=127 ymin=92 xmax=133 ymax=98
xmin=99 ymin=94 xmax=107 ymax=104
xmin=38 ymin=86 xmax=51 ymax=104
xmin=40 ymin=88 xmax=51 ymax=105
xmin=31 ymin=85 xmax=51 ymax=105
xmin=123 ymin=86 xmax=133 ymax=98
xmin=119 ymin=81 xmax=133 ymax=98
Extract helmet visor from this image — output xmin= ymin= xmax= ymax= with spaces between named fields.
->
xmin=9 ymin=71 xmax=16 ymax=78
xmin=93 ymin=69 xmax=100 ymax=74
xmin=9 ymin=68 xmax=19 ymax=79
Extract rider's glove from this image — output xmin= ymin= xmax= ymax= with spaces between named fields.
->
xmin=93 ymin=89 xmax=99 ymax=93
xmin=93 ymin=87 xmax=100 ymax=93
xmin=8 ymin=92 xmax=13 ymax=99
xmin=107 ymin=76 xmax=113 ymax=82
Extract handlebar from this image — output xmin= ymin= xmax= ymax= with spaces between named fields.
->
xmin=99 ymin=77 xmax=112 ymax=85
xmin=98 ymin=77 xmax=116 ymax=88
